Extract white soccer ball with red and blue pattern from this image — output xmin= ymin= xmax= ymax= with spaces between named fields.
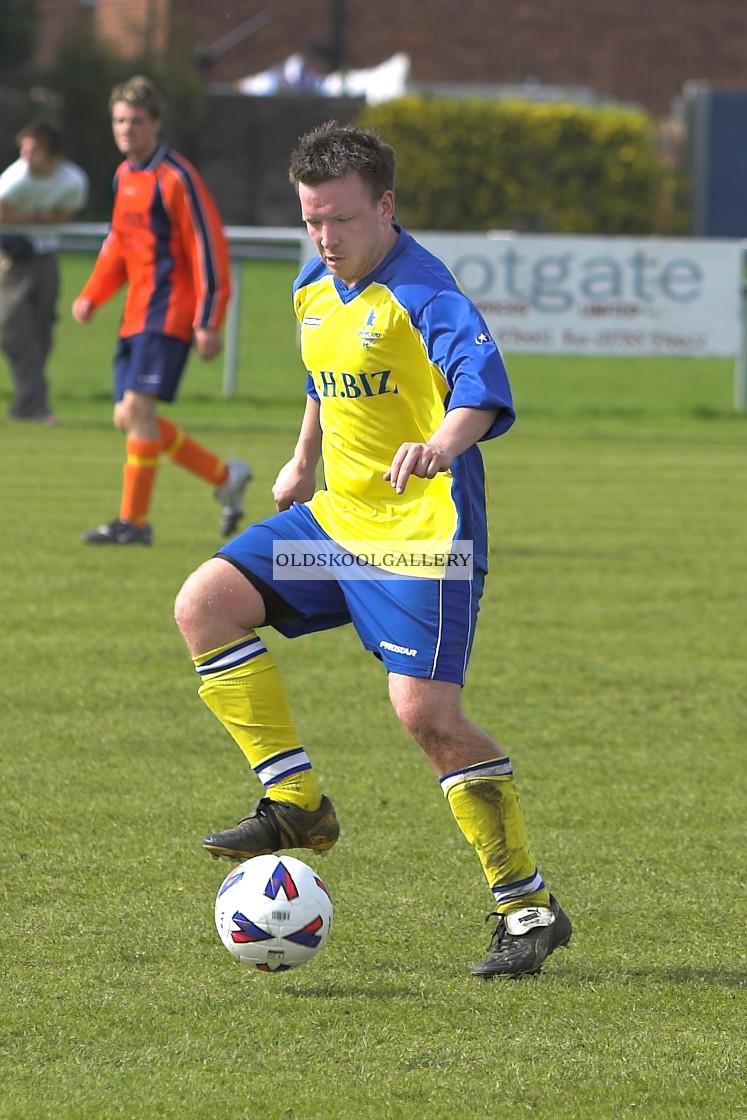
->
xmin=214 ymin=854 xmax=333 ymax=971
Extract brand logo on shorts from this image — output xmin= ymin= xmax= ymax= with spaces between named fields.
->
xmin=379 ymin=640 xmax=417 ymax=657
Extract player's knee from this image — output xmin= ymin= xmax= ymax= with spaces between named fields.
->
xmin=389 ymin=677 xmax=464 ymax=749
xmin=391 ymin=692 xmax=443 ymax=746
xmin=174 ymin=558 xmax=266 ymax=652
xmin=174 ymin=565 xmax=226 ymax=641
xmin=174 ymin=570 xmax=206 ymax=644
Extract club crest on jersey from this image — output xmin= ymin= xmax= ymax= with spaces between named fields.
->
xmin=358 ymin=309 xmax=382 ymax=348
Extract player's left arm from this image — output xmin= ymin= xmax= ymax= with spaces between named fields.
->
xmin=176 ymin=167 xmax=231 ymax=360
xmin=385 ymin=289 xmax=514 ymax=494
xmin=385 ymin=406 xmax=498 ymax=495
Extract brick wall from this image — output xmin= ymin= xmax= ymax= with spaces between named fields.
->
xmin=32 ymin=0 xmax=91 ymax=71
xmin=167 ymin=0 xmax=747 ymax=116
xmin=94 ymin=0 xmax=169 ymax=59
xmin=32 ymin=0 xmax=747 ymax=117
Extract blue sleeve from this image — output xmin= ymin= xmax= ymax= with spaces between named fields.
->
xmin=306 ymin=370 xmax=320 ymax=403
xmin=419 ymin=290 xmax=515 ymax=439
xmin=294 ymin=266 xmax=322 ymax=403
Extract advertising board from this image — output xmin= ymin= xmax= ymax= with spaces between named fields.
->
xmin=418 ymin=233 xmax=743 ymax=359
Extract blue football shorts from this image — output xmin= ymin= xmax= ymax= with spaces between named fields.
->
xmin=216 ymin=501 xmax=485 ymax=685
xmin=113 ymin=333 xmax=191 ymax=403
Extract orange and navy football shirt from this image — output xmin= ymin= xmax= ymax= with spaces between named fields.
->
xmin=78 ymin=144 xmax=230 ymax=342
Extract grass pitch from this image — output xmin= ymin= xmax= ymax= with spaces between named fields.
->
xmin=0 ymin=256 xmax=745 ymax=1119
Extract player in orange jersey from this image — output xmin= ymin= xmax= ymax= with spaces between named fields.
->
xmin=73 ymin=75 xmax=250 ymax=545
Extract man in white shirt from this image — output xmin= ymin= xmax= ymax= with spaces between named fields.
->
xmin=0 ymin=120 xmax=89 ymax=423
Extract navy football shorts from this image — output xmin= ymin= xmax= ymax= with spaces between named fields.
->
xmin=113 ymin=332 xmax=191 ymax=403
xmin=216 ymin=501 xmax=485 ymax=685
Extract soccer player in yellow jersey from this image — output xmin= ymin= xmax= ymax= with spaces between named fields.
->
xmin=175 ymin=121 xmax=572 ymax=977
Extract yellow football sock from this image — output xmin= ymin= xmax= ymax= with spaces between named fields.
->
xmin=195 ymin=634 xmax=322 ymax=811
xmin=441 ymin=758 xmax=550 ymax=912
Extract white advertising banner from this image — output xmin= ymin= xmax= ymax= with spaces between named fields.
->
xmin=416 ymin=233 xmax=743 ymax=358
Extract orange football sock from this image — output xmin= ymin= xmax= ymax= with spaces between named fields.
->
xmin=158 ymin=417 xmax=228 ymax=486
xmin=119 ymin=437 xmax=160 ymax=524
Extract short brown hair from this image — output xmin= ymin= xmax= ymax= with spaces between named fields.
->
xmin=288 ymin=120 xmax=396 ymax=203
xmin=16 ymin=120 xmax=64 ymax=156
xmin=109 ymin=75 xmax=162 ymax=119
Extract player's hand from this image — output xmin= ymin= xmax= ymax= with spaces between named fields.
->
xmin=272 ymin=458 xmax=317 ymax=511
xmin=194 ymin=327 xmax=222 ymax=360
xmin=72 ymin=297 xmax=95 ymax=323
xmin=384 ymin=442 xmax=452 ymax=495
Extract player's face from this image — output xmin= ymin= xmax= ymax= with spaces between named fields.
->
xmin=111 ymin=102 xmax=161 ymax=163
xmin=298 ymin=172 xmax=396 ymax=287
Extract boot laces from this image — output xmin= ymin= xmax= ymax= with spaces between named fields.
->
xmin=484 ymin=911 xmax=510 ymax=950
xmin=236 ymin=797 xmax=274 ymax=826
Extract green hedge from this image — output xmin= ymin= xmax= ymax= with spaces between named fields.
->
xmin=359 ymin=96 xmax=687 ymax=235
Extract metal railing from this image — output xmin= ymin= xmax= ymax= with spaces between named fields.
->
xmin=6 ymin=223 xmax=747 ymax=409
xmin=2 ymin=221 xmax=305 ymax=397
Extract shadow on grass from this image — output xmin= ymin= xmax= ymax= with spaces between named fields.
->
xmin=282 ymin=965 xmax=746 ymax=997
xmin=627 ymin=965 xmax=747 ymax=988
xmin=283 ymin=983 xmax=427 ymax=999
xmin=549 ymin=962 xmax=746 ymax=988
xmin=691 ymin=405 xmax=747 ymax=422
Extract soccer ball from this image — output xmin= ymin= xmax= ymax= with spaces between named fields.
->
xmin=214 ymin=854 xmax=333 ymax=972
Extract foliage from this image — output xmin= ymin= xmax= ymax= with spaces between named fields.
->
xmin=45 ymin=33 xmax=124 ymax=219
xmin=359 ymin=96 xmax=689 ymax=235
xmin=0 ymin=0 xmax=38 ymax=73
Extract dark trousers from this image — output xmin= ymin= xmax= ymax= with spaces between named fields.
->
xmin=0 ymin=251 xmax=59 ymax=419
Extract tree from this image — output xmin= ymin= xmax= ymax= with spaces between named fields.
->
xmin=0 ymin=0 xmax=38 ymax=73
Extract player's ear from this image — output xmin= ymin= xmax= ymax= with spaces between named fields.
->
xmin=380 ymin=189 xmax=395 ymax=222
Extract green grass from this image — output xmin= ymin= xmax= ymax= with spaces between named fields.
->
xmin=1 ymin=256 xmax=745 ymax=1119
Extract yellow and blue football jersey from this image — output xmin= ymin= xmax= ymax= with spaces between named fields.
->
xmin=294 ymin=227 xmax=515 ymax=572
xmin=218 ymin=228 xmax=516 ymax=682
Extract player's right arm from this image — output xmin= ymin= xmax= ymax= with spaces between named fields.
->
xmin=272 ymin=396 xmax=322 ymax=511
xmin=72 ymin=230 xmax=128 ymax=322
xmin=0 ymin=163 xmax=28 ymax=219
xmin=72 ymin=166 xmax=129 ymax=321
xmin=71 ymin=296 xmax=95 ymax=323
